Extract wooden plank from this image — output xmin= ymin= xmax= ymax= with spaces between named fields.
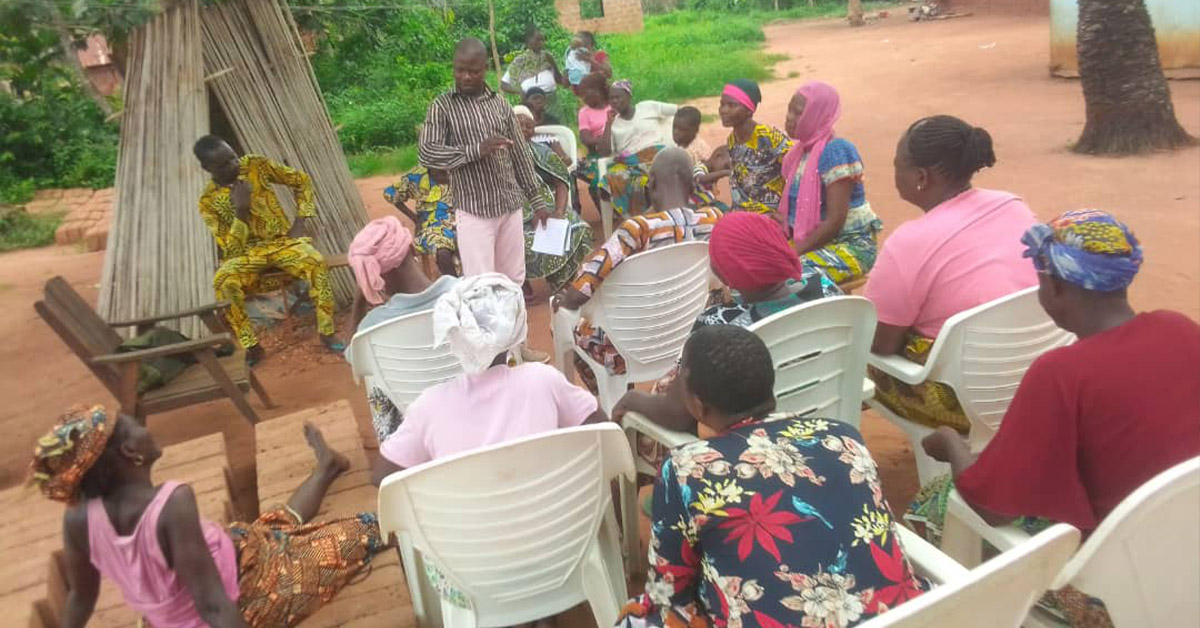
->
xmin=254 ymin=399 xmax=413 ymax=626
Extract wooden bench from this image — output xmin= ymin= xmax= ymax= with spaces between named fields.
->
xmin=35 ymin=276 xmax=272 ymax=425
xmin=255 ymin=401 xmax=415 ymax=627
xmin=2 ymin=433 xmax=234 ymax=628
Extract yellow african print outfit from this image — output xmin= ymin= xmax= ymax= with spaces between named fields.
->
xmin=727 ymin=123 xmax=792 ymax=215
xmin=198 ymin=155 xmax=334 ymax=349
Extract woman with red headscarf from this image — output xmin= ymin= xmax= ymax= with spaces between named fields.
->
xmin=613 ymin=211 xmax=841 ymax=439
xmin=779 ymin=81 xmax=882 ymax=284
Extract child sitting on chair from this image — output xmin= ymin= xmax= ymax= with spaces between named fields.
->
xmin=673 ymin=106 xmax=729 ymax=210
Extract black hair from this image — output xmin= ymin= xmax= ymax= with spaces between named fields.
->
xmin=578 ymin=72 xmax=609 ymax=98
xmin=729 ymin=78 xmax=762 ymax=107
xmin=524 ymin=25 xmax=542 ymax=43
xmin=903 ymin=114 xmax=996 ymax=183
xmin=578 ymin=30 xmax=597 ymax=46
xmin=682 ymin=325 xmax=775 ymax=418
xmin=192 ymin=135 xmax=227 ymax=162
xmin=523 ymin=86 xmax=547 ymax=99
xmin=77 ymin=418 xmax=128 ymax=500
xmin=454 ymin=37 xmax=487 ymax=57
xmin=675 ymin=106 xmax=702 ymax=127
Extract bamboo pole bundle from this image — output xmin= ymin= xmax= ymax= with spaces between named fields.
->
xmin=200 ymin=0 xmax=368 ymax=306
xmin=98 ymin=0 xmax=214 ymax=338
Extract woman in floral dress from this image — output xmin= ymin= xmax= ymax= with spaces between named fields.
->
xmin=617 ymin=325 xmax=926 ymax=628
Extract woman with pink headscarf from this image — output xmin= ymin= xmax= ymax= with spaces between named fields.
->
xmin=345 ymin=216 xmax=460 ymax=441
xmin=779 ymin=81 xmax=882 ymax=284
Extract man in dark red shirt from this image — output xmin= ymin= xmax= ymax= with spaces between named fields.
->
xmin=923 ymin=209 xmax=1200 ymax=533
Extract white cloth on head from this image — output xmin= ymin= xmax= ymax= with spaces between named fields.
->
xmin=432 ymin=272 xmax=528 ymax=373
xmin=513 ymin=105 xmax=534 ymax=120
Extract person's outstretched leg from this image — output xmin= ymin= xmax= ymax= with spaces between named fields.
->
xmin=285 ymin=422 xmax=351 ymax=522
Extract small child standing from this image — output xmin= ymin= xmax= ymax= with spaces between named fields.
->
xmin=672 ymin=106 xmax=730 ymax=209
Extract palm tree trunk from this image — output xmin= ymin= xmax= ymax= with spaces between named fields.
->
xmin=848 ymin=0 xmax=865 ymax=27
xmin=1074 ymin=0 xmax=1194 ymax=154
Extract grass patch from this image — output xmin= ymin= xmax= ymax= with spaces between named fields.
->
xmin=346 ymin=146 xmax=420 ymax=179
xmin=0 ymin=209 xmax=62 ymax=252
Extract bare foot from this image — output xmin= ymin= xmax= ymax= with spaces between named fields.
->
xmin=304 ymin=422 xmax=350 ymax=476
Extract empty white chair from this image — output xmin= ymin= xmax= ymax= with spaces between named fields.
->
xmin=377 ymin=423 xmax=634 ymax=628
xmin=941 ymin=456 xmax=1200 ymax=628
xmin=866 ymin=287 xmax=1074 ymax=484
xmin=551 ymin=240 xmax=710 ymax=413
xmin=346 ymin=309 xmax=464 ymax=413
xmin=534 ymin=124 xmax=578 ymax=172
xmin=595 ymin=103 xmax=676 ymax=238
xmin=855 ymin=524 xmax=1081 ymax=628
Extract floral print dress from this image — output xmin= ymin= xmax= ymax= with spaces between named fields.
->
xmin=619 ymin=414 xmax=927 ymax=628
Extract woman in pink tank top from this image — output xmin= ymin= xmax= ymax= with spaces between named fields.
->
xmin=862 ymin=115 xmax=1038 ymax=433
xmin=30 ymin=406 xmax=388 ymax=627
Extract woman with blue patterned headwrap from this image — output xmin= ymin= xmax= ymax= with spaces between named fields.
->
xmin=915 ymin=209 xmax=1200 ymax=628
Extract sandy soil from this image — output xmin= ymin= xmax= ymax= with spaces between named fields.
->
xmin=2 ymin=13 xmax=1197 ymax=524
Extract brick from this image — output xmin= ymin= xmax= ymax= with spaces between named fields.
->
xmin=83 ymin=227 xmax=108 ymax=252
xmin=22 ymin=200 xmax=66 ymax=216
xmin=32 ymin=189 xmax=64 ymax=202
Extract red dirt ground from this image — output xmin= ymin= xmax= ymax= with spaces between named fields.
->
xmin=2 ymin=13 xmax=1197 ymax=528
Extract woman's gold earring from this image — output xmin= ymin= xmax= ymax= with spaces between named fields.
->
xmin=133 ymin=453 xmax=146 ymax=467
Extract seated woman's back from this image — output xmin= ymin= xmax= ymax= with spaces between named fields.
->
xmin=380 ymin=362 xmax=598 ymax=467
xmin=865 ymin=187 xmax=1037 ymax=338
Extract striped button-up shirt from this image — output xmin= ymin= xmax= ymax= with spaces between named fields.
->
xmin=418 ymin=86 xmax=549 ymax=218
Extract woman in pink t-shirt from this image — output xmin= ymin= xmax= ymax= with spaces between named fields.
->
xmin=862 ymin=115 xmax=1037 ymax=432
xmin=34 ymin=406 xmax=386 ymax=628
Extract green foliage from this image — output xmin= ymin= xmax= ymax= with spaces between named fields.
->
xmin=346 ymin=145 xmax=419 ymax=178
xmin=0 ymin=209 xmax=63 ymax=252
xmin=602 ymin=12 xmax=782 ymax=104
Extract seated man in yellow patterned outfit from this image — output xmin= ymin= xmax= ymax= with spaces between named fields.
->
xmin=193 ymin=135 xmax=343 ymax=364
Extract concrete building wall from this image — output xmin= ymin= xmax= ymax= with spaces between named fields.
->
xmin=1050 ymin=0 xmax=1200 ymax=77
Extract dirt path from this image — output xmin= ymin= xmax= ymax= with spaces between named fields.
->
xmin=1 ymin=13 xmax=1196 ymax=519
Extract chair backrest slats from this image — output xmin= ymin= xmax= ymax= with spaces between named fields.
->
xmin=347 ymin=309 xmax=464 ymax=412
xmin=927 ymin=287 xmax=1074 ymax=451
xmin=748 ymin=296 xmax=877 ymax=429
xmin=1064 ymin=457 xmax=1199 ymax=627
xmin=587 ymin=241 xmax=711 ymax=380
xmin=378 ymin=424 xmax=634 ymax=626
xmin=36 ymin=277 xmax=124 ymax=398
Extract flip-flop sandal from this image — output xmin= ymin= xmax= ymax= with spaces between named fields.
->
xmin=323 ymin=341 xmax=347 ymax=354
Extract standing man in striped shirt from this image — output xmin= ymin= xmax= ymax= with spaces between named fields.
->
xmin=419 ymin=37 xmax=552 ymax=285
xmin=419 ymin=37 xmax=553 ymax=362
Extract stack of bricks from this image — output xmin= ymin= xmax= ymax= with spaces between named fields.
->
xmin=255 ymin=400 xmax=414 ymax=627
xmin=24 ymin=188 xmax=115 ymax=252
xmin=0 ymin=432 xmax=234 ymax=628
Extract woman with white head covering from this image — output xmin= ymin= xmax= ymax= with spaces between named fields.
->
xmin=371 ymin=273 xmax=605 ymax=485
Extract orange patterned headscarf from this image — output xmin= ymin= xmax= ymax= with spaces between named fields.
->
xmin=28 ymin=405 xmax=115 ymax=503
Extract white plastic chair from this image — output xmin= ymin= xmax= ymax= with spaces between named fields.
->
xmin=866 ymin=287 xmax=1074 ymax=484
xmin=748 ymin=296 xmax=878 ymax=429
xmin=941 ymin=456 xmax=1200 ymax=628
xmin=534 ymin=124 xmax=578 ymax=172
xmin=377 ymin=423 xmax=635 ymax=628
xmin=346 ymin=309 xmax=464 ymax=413
xmin=857 ymin=524 xmax=1081 ymax=628
xmin=596 ymin=102 xmax=675 ymax=238
xmin=552 ymin=240 xmax=710 ymax=414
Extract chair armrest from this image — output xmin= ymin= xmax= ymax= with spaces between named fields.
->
xmin=90 ymin=334 xmax=233 ymax=364
xmin=895 ymin=525 xmax=969 ymax=585
xmin=108 ymin=302 xmax=231 ymax=328
xmin=945 ymin=489 xmax=1030 ymax=552
xmin=623 ymin=411 xmax=695 ymax=449
xmin=866 ymin=352 xmax=930 ymax=385
xmin=552 ymin=306 xmax=583 ymax=342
